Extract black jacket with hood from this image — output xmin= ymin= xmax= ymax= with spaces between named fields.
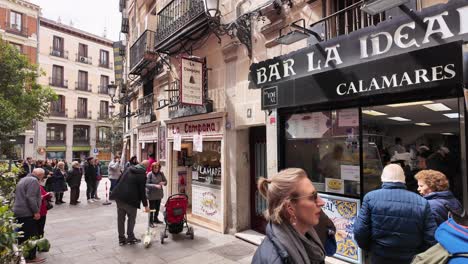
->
xmin=110 ymin=165 xmax=148 ymax=209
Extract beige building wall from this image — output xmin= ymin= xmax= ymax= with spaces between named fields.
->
xmin=35 ymin=18 xmax=116 ymax=162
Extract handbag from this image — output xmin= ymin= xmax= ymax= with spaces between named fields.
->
xmin=46 ymin=199 xmax=53 ymax=210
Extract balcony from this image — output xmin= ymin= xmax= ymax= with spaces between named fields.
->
xmin=50 ymin=47 xmax=69 ymax=59
xmin=50 ymin=108 xmax=68 ymax=118
xmin=314 ymin=2 xmax=387 ymax=41
xmin=98 ymin=85 xmax=108 ymax=95
xmin=129 ymin=30 xmax=159 ymax=75
xmin=98 ymin=61 xmax=113 ymax=70
xmin=5 ymin=22 xmax=28 ymax=37
xmin=46 ymin=139 xmax=66 ymax=146
xmin=75 ymin=110 xmax=92 ymax=119
xmin=49 ymin=77 xmax=68 ymax=89
xmin=75 ymin=54 xmax=92 ymax=65
xmin=137 ymin=93 xmax=155 ymax=125
xmin=97 ymin=111 xmax=109 ymax=120
xmin=73 ymin=138 xmax=90 ymax=146
xmin=75 ymin=82 xmax=92 ymax=92
xmin=155 ymin=0 xmax=209 ymax=53
xmin=119 ymin=0 xmax=126 ymax=12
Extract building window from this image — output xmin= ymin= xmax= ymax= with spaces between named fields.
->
xmin=46 ymin=124 xmax=66 ymax=143
xmin=99 ymin=75 xmax=109 ymax=94
xmin=97 ymin=127 xmax=110 ymax=142
xmin=78 ymin=43 xmax=88 ymax=57
xmin=10 ymin=11 xmax=22 ymax=31
xmin=53 ymin=36 xmax=64 ymax=53
xmin=99 ymin=50 xmax=109 ymax=67
xmin=10 ymin=42 xmax=22 ymax=53
xmin=77 ymin=97 xmax=88 ymax=118
xmin=99 ymin=101 xmax=109 ymax=119
xmin=77 ymin=71 xmax=89 ymax=90
xmin=50 ymin=95 xmax=65 ymax=113
xmin=73 ymin=125 xmax=90 ymax=144
xmin=52 ymin=65 xmax=64 ymax=86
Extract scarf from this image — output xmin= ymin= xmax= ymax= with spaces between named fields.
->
xmin=271 ymin=222 xmax=325 ymax=264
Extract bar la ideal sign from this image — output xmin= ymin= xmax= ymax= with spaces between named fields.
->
xmin=180 ymin=57 xmax=204 ymax=106
xmin=250 ymin=0 xmax=468 ymax=88
xmin=168 ymin=118 xmax=223 ymax=138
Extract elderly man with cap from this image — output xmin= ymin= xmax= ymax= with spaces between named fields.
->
xmin=353 ymin=164 xmax=437 ymax=264
xmin=13 ymin=168 xmax=45 ymax=244
xmin=84 ymin=157 xmax=97 ymax=203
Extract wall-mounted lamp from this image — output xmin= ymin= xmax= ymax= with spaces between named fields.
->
xmin=361 ymin=0 xmax=409 ymax=15
xmin=275 ymin=19 xmax=323 ymax=45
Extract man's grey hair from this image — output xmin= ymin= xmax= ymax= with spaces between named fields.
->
xmin=32 ymin=168 xmax=45 ymax=176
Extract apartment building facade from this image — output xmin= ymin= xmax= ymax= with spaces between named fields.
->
xmin=0 ymin=0 xmax=40 ymax=159
xmin=33 ymin=17 xmax=116 ymax=162
xmin=120 ymin=0 xmax=467 ymax=263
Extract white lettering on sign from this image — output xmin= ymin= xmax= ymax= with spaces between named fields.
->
xmin=336 ymin=64 xmax=456 ymax=96
xmin=169 ymin=118 xmax=223 ymax=138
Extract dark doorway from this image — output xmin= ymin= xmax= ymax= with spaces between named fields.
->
xmin=250 ymin=126 xmax=267 ymax=233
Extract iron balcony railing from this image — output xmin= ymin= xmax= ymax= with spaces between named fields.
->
xmin=50 ymin=47 xmax=69 ymax=59
xmin=121 ymin=15 xmax=129 ymax=34
xmin=97 ymin=111 xmax=109 ymax=120
xmin=73 ymin=139 xmax=90 ymax=146
xmin=98 ymin=61 xmax=113 ymax=70
xmin=75 ymin=54 xmax=92 ymax=65
xmin=46 ymin=139 xmax=66 ymax=146
xmin=5 ymin=22 xmax=28 ymax=37
xmin=119 ymin=0 xmax=126 ymax=12
xmin=312 ymin=1 xmax=386 ymax=41
xmin=137 ymin=93 xmax=154 ymax=124
xmin=156 ymin=0 xmax=206 ymax=46
xmin=75 ymin=110 xmax=92 ymax=119
xmin=50 ymin=108 xmax=68 ymax=118
xmin=49 ymin=77 xmax=68 ymax=88
xmin=129 ymin=30 xmax=157 ymax=74
xmin=98 ymin=85 xmax=108 ymax=95
xmin=75 ymin=82 xmax=92 ymax=92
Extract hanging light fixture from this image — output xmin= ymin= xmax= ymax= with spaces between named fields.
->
xmin=361 ymin=0 xmax=410 ymax=16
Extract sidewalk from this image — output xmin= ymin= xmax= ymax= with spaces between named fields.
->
xmin=40 ymin=178 xmax=256 ymax=264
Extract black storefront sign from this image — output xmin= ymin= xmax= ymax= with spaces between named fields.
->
xmin=261 ymin=42 xmax=463 ymax=110
xmin=250 ymin=0 xmax=468 ymax=90
xmin=263 ymin=86 xmax=278 ymax=107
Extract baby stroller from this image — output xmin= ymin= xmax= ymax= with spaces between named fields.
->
xmin=160 ymin=193 xmax=194 ymax=244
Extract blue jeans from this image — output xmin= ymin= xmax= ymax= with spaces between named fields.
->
xmin=109 ymin=179 xmax=118 ymax=193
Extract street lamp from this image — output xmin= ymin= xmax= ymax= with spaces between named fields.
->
xmin=204 ymin=0 xmax=220 ymax=18
xmin=107 ymin=82 xmax=118 ymax=103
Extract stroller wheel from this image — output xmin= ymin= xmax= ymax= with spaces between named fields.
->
xmin=160 ymin=231 xmax=165 ymax=244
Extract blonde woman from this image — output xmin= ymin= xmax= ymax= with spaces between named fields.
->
xmin=252 ymin=168 xmax=326 ymax=264
xmin=415 ymin=169 xmax=463 ymax=226
xmin=52 ymin=161 xmax=68 ymax=204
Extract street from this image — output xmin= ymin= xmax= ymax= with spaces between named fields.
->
xmin=40 ymin=178 xmax=256 ymax=264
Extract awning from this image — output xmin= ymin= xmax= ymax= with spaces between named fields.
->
xmin=72 ymin=146 xmax=91 ymax=151
xmin=46 ymin=146 xmax=66 ymax=152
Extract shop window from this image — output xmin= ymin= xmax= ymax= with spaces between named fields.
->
xmin=191 ymin=141 xmax=222 ymax=188
xmin=362 ymin=98 xmax=464 ymax=200
xmin=284 ymin=108 xmax=360 ymax=197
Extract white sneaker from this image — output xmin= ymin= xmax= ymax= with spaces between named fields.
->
xmin=88 ymin=199 xmax=94 ymax=203
xmin=92 ymin=198 xmax=99 ymax=202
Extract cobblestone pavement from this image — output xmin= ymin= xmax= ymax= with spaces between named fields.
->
xmin=40 ymin=178 xmax=256 ymax=264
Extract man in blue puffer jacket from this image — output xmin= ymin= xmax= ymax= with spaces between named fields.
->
xmin=354 ymin=164 xmax=437 ymax=264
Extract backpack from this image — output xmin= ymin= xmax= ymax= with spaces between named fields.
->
xmin=411 ymin=243 xmax=468 ymax=264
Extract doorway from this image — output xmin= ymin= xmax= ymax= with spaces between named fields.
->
xmin=250 ymin=126 xmax=267 ymax=233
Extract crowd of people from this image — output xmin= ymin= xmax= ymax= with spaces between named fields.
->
xmin=253 ymin=164 xmax=467 ymax=264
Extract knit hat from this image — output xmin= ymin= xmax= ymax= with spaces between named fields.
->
xmin=381 ymin=164 xmax=406 ymax=183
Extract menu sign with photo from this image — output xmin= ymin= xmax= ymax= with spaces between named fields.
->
xmin=320 ymin=194 xmax=362 ymax=264
xmin=286 ymin=112 xmax=330 ymax=139
xmin=181 ymin=57 xmax=204 ymax=105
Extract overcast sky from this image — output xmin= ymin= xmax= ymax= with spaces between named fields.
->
xmin=30 ymin=0 xmax=121 ymax=41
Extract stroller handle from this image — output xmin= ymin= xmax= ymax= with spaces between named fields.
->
xmin=166 ymin=193 xmax=189 ymax=201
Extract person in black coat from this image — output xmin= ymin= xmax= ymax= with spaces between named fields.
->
xmin=110 ymin=160 xmax=149 ymax=246
xmin=52 ymin=162 xmax=68 ymax=204
xmin=84 ymin=157 xmax=97 ymax=202
xmin=67 ymin=161 xmax=82 ymax=205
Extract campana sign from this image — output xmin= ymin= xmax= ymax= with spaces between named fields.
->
xmin=250 ymin=0 xmax=468 ymax=89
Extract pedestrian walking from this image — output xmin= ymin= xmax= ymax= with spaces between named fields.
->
xmin=94 ymin=158 xmax=102 ymax=200
xmin=146 ymin=153 xmax=155 ymax=173
xmin=84 ymin=157 xmax=97 ymax=203
xmin=353 ymin=164 xmax=437 ymax=264
xmin=13 ymin=168 xmax=44 ymax=244
xmin=252 ymin=168 xmax=326 ymax=264
xmin=21 ymin=157 xmax=35 ymax=178
xmin=110 ymin=160 xmax=150 ymax=246
xmin=67 ymin=161 xmax=82 ymax=205
xmin=108 ymin=155 xmax=122 ymax=193
xmin=146 ymin=162 xmax=167 ymax=227
xmin=415 ymin=169 xmax=463 ymax=226
xmin=125 ymin=155 xmax=138 ymax=170
xmin=38 ymin=184 xmax=52 ymax=237
xmin=52 ymin=162 xmax=68 ymax=205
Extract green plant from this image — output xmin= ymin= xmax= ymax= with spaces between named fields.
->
xmin=0 ymin=204 xmax=23 ymax=263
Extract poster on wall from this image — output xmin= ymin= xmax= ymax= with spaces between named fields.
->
xmin=286 ymin=112 xmax=330 ymax=139
xmin=338 ymin=109 xmax=359 ymax=127
xmin=180 ymin=57 xmax=204 ymax=105
xmin=193 ymin=134 xmax=203 ymax=152
xmin=320 ymin=194 xmax=362 ymax=264
xmin=192 ymin=184 xmax=222 ymax=223
xmin=325 ymin=178 xmax=344 ymax=194
xmin=159 ymin=126 xmax=166 ymax=161
xmin=173 ymin=134 xmax=181 ymax=151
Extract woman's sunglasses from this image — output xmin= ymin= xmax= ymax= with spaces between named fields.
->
xmin=291 ymin=191 xmax=319 ymax=203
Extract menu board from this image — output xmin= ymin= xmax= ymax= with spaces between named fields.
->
xmin=320 ymin=194 xmax=362 ymax=264
xmin=286 ymin=112 xmax=331 ymax=139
